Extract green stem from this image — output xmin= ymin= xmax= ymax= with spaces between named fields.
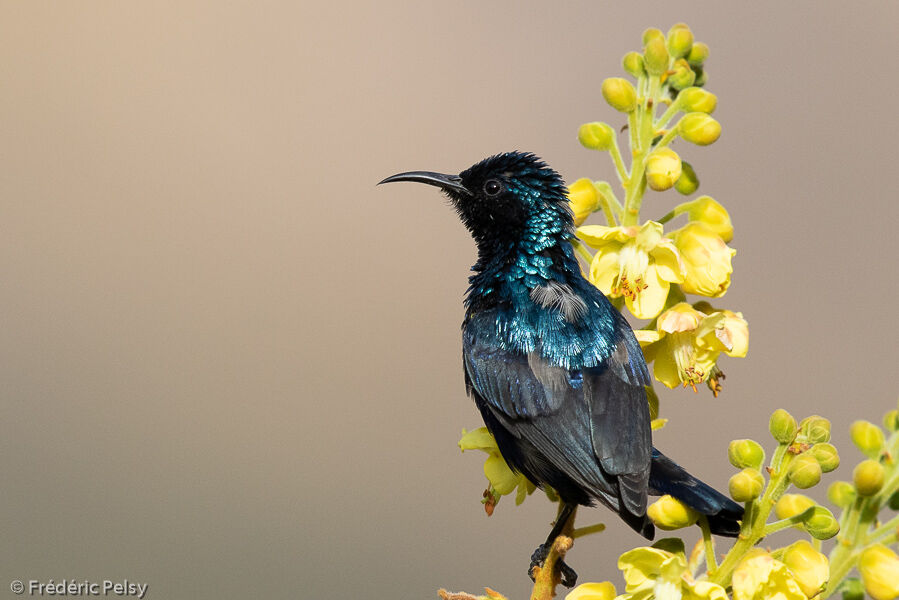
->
xmin=571 ymin=523 xmax=606 ymax=539
xmin=652 ymin=121 xmax=680 ymax=150
xmin=761 ymin=507 xmax=816 ymax=537
xmin=608 ymin=136 xmax=629 ymax=185
xmin=655 ymin=96 xmax=682 ymax=130
xmin=571 ymin=238 xmax=594 ymax=266
xmin=699 ymin=516 xmax=718 ymax=573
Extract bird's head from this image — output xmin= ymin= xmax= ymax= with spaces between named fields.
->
xmin=379 ymin=152 xmax=573 ymax=251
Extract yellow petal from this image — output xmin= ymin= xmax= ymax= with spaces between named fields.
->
xmin=683 ymin=581 xmax=729 ymax=600
xmin=626 ymin=264 xmax=669 ymax=319
xmin=859 ymin=544 xmax=899 ymax=600
xmin=618 ymin=547 xmax=672 ymax=592
xmin=732 ymin=550 xmax=806 ymax=600
xmin=566 ymin=582 xmax=617 ymax=600
xmin=696 ymin=311 xmax=749 ymax=357
xmin=656 ymin=303 xmax=704 ymax=334
xmin=634 ymin=221 xmax=665 ymax=250
xmin=634 ymin=330 xmax=661 ymax=344
xmin=484 ymin=453 xmax=520 ymax=496
xmin=673 ymin=222 xmax=735 ymax=297
xmin=590 ymin=247 xmax=623 ymax=295
xmin=650 ymin=339 xmax=682 ymax=389
xmin=578 ymin=225 xmax=633 ymax=249
xmin=650 ymin=238 xmax=685 ymax=283
xmin=459 ymin=427 xmax=498 ymax=452
xmin=782 ymin=540 xmax=829 ymax=598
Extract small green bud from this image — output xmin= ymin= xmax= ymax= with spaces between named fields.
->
xmin=827 ymin=481 xmax=857 ymax=508
xmin=789 ymin=454 xmax=823 ymax=489
xmin=800 ymin=415 xmax=832 ymax=444
xmin=601 ymin=77 xmax=637 ymax=113
xmin=622 ymin=51 xmax=645 ymax=78
xmin=850 ymin=420 xmax=885 ymax=458
xmin=666 ymin=23 xmax=694 ymax=60
xmin=687 ymin=42 xmax=710 ymax=67
xmin=770 ymin=409 xmax=798 ymax=444
xmin=728 ymin=468 xmax=764 ymax=502
xmin=674 ymin=161 xmax=699 ymax=195
xmin=803 ymin=506 xmax=840 ymax=540
xmin=840 ymin=578 xmax=865 ymax=600
xmin=809 ymin=443 xmax=840 ymax=472
xmin=667 ymin=59 xmax=695 ymax=90
xmin=883 ymin=409 xmax=899 ymax=432
xmin=643 ymin=36 xmax=669 ymax=76
xmin=578 ymin=122 xmax=615 ymax=151
xmin=775 ymin=493 xmax=815 ymax=520
xmin=642 ymin=27 xmax=665 ymax=46
xmin=647 ymin=495 xmax=700 ymax=530
xmin=678 ymin=112 xmax=721 ymax=146
xmin=889 ymin=489 xmax=899 ymax=511
xmin=728 ymin=439 xmax=765 ymax=469
xmin=853 ymin=459 xmax=885 ymax=496
xmin=678 ymin=87 xmax=717 ymax=114
xmin=694 ymin=67 xmax=708 ymax=87
xmin=644 ymin=147 xmax=682 ymax=191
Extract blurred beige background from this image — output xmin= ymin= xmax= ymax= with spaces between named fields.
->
xmin=1 ymin=2 xmax=897 ymax=598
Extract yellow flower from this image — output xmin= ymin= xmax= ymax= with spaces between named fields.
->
xmin=578 ymin=221 xmax=684 ymax=320
xmin=859 ymin=544 xmax=899 ymax=600
xmin=566 ymin=582 xmax=616 ymax=600
xmin=459 ymin=427 xmax=535 ymax=507
xmin=640 ymin=303 xmax=748 ymax=392
xmin=732 ymin=550 xmax=806 ymax=600
xmin=568 ymin=179 xmax=602 ymax=226
xmin=647 ymin=495 xmax=700 ymax=530
xmin=671 ymin=222 xmax=736 ymax=298
xmin=782 ymin=540 xmax=829 ymax=598
xmin=684 ymin=196 xmax=733 ymax=242
xmin=617 ymin=546 xmax=727 ymax=600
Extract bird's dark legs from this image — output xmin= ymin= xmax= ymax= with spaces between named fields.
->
xmin=529 ymin=502 xmax=578 ymax=587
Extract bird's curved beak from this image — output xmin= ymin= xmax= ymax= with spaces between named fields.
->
xmin=378 ymin=171 xmax=472 ymax=196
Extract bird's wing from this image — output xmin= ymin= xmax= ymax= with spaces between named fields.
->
xmin=463 ymin=319 xmax=652 ymax=514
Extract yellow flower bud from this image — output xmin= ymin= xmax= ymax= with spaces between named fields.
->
xmin=678 ymin=87 xmax=718 ymax=114
xmin=647 ymin=494 xmax=700 ymax=530
xmin=568 ymin=178 xmax=601 ymax=226
xmin=803 ymin=506 xmax=840 ymax=540
xmin=732 ymin=550 xmax=807 ymax=600
xmin=770 ymin=409 xmax=798 ymax=444
xmin=883 ymin=409 xmax=899 ymax=432
xmin=687 ymin=42 xmax=710 ymax=67
xmin=642 ymin=27 xmax=665 ymax=45
xmin=859 ymin=544 xmax=899 ymax=600
xmin=671 ymin=222 xmax=735 ymax=297
xmin=827 ymin=481 xmax=857 ymax=508
xmin=809 ymin=443 xmax=840 ymax=473
xmin=853 ymin=459 xmax=885 ymax=496
xmin=578 ymin=122 xmax=614 ymax=152
xmin=622 ymin=51 xmax=645 ymax=78
xmin=679 ymin=112 xmax=721 ymax=145
xmin=783 ymin=540 xmax=830 ymax=598
xmin=789 ymin=454 xmax=823 ymax=489
xmin=644 ymin=147 xmax=682 ymax=191
xmin=800 ymin=415 xmax=832 ymax=444
xmin=565 ymin=581 xmax=616 ymax=600
xmin=668 ymin=59 xmax=695 ymax=90
xmin=850 ymin=420 xmax=885 ymax=459
xmin=666 ymin=23 xmax=694 ymax=59
xmin=674 ymin=161 xmax=699 ymax=195
xmin=644 ymin=36 xmax=669 ymax=76
xmin=729 ymin=468 xmax=765 ymax=502
xmin=728 ymin=439 xmax=765 ymax=469
xmin=685 ymin=196 xmax=733 ymax=242
xmin=601 ymin=77 xmax=637 ymax=113
xmin=775 ymin=494 xmax=815 ymax=520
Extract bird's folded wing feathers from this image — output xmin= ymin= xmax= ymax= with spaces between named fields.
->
xmin=463 ymin=326 xmax=652 ymax=513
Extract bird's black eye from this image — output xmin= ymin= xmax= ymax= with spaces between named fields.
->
xmin=484 ymin=179 xmax=503 ymax=197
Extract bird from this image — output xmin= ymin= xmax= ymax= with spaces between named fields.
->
xmin=379 ymin=152 xmax=742 ymax=587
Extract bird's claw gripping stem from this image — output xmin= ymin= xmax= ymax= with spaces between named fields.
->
xmin=529 ymin=540 xmax=577 ymax=588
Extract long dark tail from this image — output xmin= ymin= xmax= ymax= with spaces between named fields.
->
xmin=649 ymin=447 xmax=744 ymax=537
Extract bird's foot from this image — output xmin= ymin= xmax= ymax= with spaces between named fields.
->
xmin=528 ymin=543 xmax=578 ymax=588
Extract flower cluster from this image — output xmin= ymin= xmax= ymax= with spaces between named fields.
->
xmin=571 ymin=23 xmax=745 ymax=395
